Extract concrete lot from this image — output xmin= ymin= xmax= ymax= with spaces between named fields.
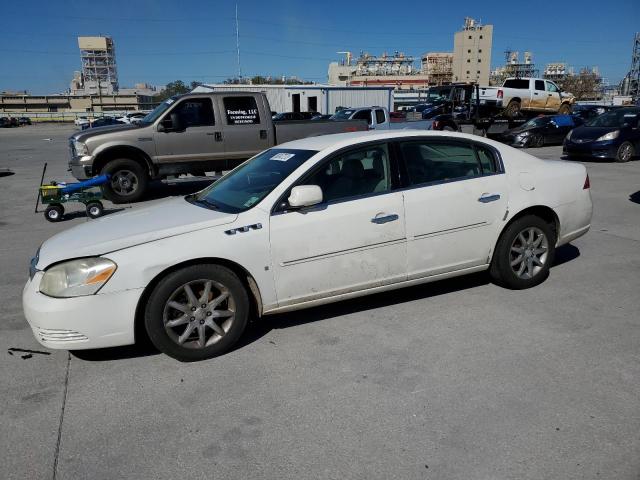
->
xmin=1 ymin=124 xmax=639 ymax=480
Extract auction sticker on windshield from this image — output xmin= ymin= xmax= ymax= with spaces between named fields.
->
xmin=270 ymin=153 xmax=296 ymax=161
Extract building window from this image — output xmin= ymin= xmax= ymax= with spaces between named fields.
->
xmin=466 ymin=71 xmax=470 ymax=74
xmin=468 ymin=35 xmax=472 ymax=39
xmin=477 ymin=71 xmax=481 ymax=74
xmin=479 ymin=35 xmax=483 ymax=39
xmin=478 ymin=59 xmax=481 ymax=63
xmin=467 ymin=59 xmax=471 ymax=63
xmin=479 ymin=49 xmax=482 ymax=53
xmin=467 ymin=49 xmax=471 ymax=53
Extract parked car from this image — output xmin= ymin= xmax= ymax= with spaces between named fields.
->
xmin=310 ymin=114 xmax=333 ymax=121
xmin=117 ymin=112 xmax=148 ymax=124
xmin=330 ymin=106 xmax=435 ymax=130
xmin=9 ymin=116 xmax=19 ymax=127
xmin=571 ymin=104 xmax=613 ymax=122
xmin=81 ymin=117 xmax=126 ymax=130
xmin=24 ymin=130 xmax=593 ymax=361
xmin=477 ymin=77 xmax=575 ymax=118
xmin=74 ymin=116 xmax=89 ymax=127
xmin=68 ymin=92 xmax=367 ymax=203
xmin=0 ymin=117 xmax=10 ymax=127
xmin=497 ymin=114 xmax=581 ymax=148
xmin=564 ymin=107 xmax=640 ymax=162
xmin=272 ymin=112 xmax=317 ymax=121
xmin=18 ymin=117 xmax=32 ymax=126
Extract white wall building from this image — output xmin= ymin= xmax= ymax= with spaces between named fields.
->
xmin=192 ymin=84 xmax=394 ymax=115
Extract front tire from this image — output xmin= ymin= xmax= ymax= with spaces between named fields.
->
xmin=44 ymin=204 xmax=64 ymax=222
xmin=85 ymin=201 xmax=104 ymax=219
xmin=558 ymin=103 xmax=572 ymax=115
xmin=615 ymin=141 xmax=634 ymax=163
xmin=490 ymin=215 xmax=556 ymax=289
xmin=144 ymin=265 xmax=250 ymax=361
xmin=528 ymin=133 xmax=544 ymax=148
xmin=101 ymin=158 xmax=149 ymax=203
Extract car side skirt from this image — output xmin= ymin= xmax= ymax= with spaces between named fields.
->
xmin=262 ymin=264 xmax=489 ymax=315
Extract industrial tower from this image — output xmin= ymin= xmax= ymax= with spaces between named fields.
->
xmin=77 ymin=36 xmax=119 ymax=94
xmin=621 ymin=33 xmax=640 ymax=100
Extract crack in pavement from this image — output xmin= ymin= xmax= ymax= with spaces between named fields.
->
xmin=52 ymin=352 xmax=71 ymax=480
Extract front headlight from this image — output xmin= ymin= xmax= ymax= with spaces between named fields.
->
xmin=515 ymin=132 xmax=530 ymax=140
xmin=596 ymin=130 xmax=619 ymax=142
xmin=39 ymin=258 xmax=117 ymax=298
xmin=73 ymin=140 xmax=88 ymax=156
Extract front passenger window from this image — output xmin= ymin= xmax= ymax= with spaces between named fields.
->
xmin=172 ymin=98 xmax=215 ymax=127
xmin=304 ymin=145 xmax=391 ymax=203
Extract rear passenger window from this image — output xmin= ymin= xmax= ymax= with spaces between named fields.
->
xmin=223 ymin=96 xmax=261 ymax=125
xmin=475 ymin=146 xmax=498 ymax=174
xmin=400 ymin=141 xmax=482 ymax=185
xmin=375 ymin=109 xmax=386 ymax=124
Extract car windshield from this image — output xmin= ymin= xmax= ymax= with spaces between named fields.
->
xmin=585 ymin=108 xmax=639 ymax=127
xmin=140 ymin=98 xmax=176 ymax=124
xmin=188 ymin=148 xmax=318 ymax=213
xmin=331 ymin=109 xmax=355 ymax=120
xmin=522 ymin=117 xmax=551 ymax=128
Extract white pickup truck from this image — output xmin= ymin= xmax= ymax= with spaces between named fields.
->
xmin=477 ymin=77 xmax=575 ymax=118
xmin=330 ymin=106 xmax=433 ymax=130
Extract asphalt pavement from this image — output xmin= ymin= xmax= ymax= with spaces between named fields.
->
xmin=1 ymin=124 xmax=639 ymax=480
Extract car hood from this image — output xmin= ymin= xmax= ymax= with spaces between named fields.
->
xmin=71 ymin=123 xmax=142 ymax=142
xmin=570 ymin=126 xmax=618 ymax=141
xmin=37 ymin=197 xmax=237 ymax=268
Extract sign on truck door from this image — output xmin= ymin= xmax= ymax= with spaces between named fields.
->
xmin=220 ymin=95 xmax=272 ymax=161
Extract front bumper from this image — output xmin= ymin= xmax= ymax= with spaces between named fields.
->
xmin=22 ymin=272 xmax=144 ymax=350
xmin=68 ymin=155 xmax=94 ymax=180
xmin=563 ymin=139 xmax=618 ymax=159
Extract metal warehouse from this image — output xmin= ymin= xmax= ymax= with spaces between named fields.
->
xmin=192 ymin=84 xmax=394 ymax=115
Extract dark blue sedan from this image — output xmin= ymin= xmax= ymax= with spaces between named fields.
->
xmin=564 ymin=107 xmax=640 ymax=162
xmin=81 ymin=117 xmax=126 ymax=130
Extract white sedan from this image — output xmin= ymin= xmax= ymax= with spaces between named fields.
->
xmin=23 ymin=131 xmax=592 ymax=361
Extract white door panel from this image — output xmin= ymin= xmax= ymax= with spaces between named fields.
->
xmin=270 ymin=192 xmax=407 ymax=306
xmin=403 ymin=175 xmax=508 ymax=279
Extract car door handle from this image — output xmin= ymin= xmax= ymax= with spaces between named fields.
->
xmin=478 ymin=193 xmax=501 ymax=203
xmin=214 ymin=132 xmax=223 ymax=141
xmin=371 ymin=213 xmax=399 ymax=224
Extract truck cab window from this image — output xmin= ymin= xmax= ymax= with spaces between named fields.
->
xmin=353 ymin=109 xmax=372 ymax=125
xmin=375 ymin=109 xmax=386 ymax=124
xmin=172 ymin=98 xmax=214 ymax=127
xmin=223 ymin=96 xmax=261 ymax=125
xmin=535 ymin=80 xmax=545 ymax=91
xmin=546 ymin=82 xmax=559 ymax=93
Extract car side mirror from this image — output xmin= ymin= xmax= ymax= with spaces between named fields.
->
xmin=288 ymin=185 xmax=323 ymax=208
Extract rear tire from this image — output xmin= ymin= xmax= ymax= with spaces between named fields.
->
xmin=144 ymin=264 xmax=250 ymax=362
xmin=504 ymin=101 xmax=521 ymax=118
xmin=558 ymin=103 xmax=572 ymax=115
xmin=44 ymin=204 xmax=64 ymax=222
xmin=85 ymin=201 xmax=104 ymax=219
xmin=490 ymin=215 xmax=556 ymax=289
xmin=100 ymin=158 xmax=149 ymax=204
xmin=615 ymin=141 xmax=634 ymax=163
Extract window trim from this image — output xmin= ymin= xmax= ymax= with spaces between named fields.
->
xmin=222 ymin=95 xmax=262 ymax=126
xmin=394 ymin=137 xmax=505 ymax=191
xmin=270 ymin=140 xmax=401 ymax=215
xmin=160 ymin=96 xmax=216 ymax=127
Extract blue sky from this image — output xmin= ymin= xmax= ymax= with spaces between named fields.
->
xmin=0 ymin=0 xmax=638 ymax=94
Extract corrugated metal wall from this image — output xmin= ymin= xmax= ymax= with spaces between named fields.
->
xmin=193 ymin=85 xmax=393 ymax=114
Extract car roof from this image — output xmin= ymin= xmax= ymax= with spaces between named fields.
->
xmin=278 ymin=130 xmax=497 ymax=152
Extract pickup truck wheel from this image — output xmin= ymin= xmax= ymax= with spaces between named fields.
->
xmin=144 ymin=264 xmax=249 ymax=362
xmin=101 ymin=158 xmax=148 ymax=203
xmin=558 ymin=104 xmax=572 ymax=114
xmin=615 ymin=142 xmax=634 ymax=163
xmin=504 ymin=101 xmax=521 ymax=118
xmin=490 ymin=215 xmax=556 ymax=290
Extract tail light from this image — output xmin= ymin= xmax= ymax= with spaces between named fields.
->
xmin=583 ymin=174 xmax=590 ymax=189
xmin=433 ymin=120 xmax=440 ymax=130
xmin=497 ymin=89 xmax=503 ymax=99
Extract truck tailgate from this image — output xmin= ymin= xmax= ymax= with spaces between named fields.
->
xmin=274 ymin=120 xmax=367 ymax=144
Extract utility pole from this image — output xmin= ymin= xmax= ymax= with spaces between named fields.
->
xmin=235 ymin=3 xmax=242 ymax=80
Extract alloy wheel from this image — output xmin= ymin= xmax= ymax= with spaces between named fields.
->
xmin=111 ymin=170 xmax=139 ymax=196
xmin=162 ymin=279 xmax=236 ymax=349
xmin=509 ymin=227 xmax=549 ymax=279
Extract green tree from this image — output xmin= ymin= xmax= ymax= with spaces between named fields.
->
xmin=158 ymin=80 xmax=191 ymax=101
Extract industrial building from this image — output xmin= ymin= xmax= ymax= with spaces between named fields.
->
xmin=452 ymin=17 xmax=493 ymax=85
xmin=421 ymin=53 xmax=454 ymax=85
xmin=192 ymin=84 xmax=394 ymax=114
xmin=0 ymin=92 xmax=159 ymax=114
xmin=489 ymin=51 xmax=538 ymax=86
xmin=72 ymin=36 xmax=119 ymax=95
